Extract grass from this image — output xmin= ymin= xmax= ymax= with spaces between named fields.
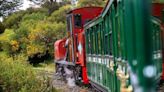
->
xmin=33 ymin=59 xmax=55 ymax=73
xmin=0 ymin=51 xmax=8 ymax=57
xmin=0 ymin=52 xmax=59 ymax=92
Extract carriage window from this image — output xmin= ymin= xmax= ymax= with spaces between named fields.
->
xmin=74 ymin=14 xmax=82 ymax=27
xmin=66 ymin=18 xmax=70 ymax=31
xmin=67 ymin=15 xmax=72 ymax=32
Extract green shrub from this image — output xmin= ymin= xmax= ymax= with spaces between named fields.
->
xmin=48 ymin=5 xmax=71 ymax=23
xmin=0 ymin=54 xmax=52 ymax=92
xmin=0 ymin=3 xmax=70 ymax=64
xmin=0 ymin=22 xmax=5 ymax=33
xmin=77 ymin=0 xmax=107 ymax=7
xmin=3 ymin=11 xmax=25 ymax=29
xmin=0 ymin=29 xmax=16 ymax=54
xmin=22 ymin=12 xmax=46 ymax=22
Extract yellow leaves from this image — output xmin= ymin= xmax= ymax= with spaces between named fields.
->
xmin=26 ymin=44 xmax=45 ymax=56
xmin=0 ymin=10 xmax=67 ymax=57
xmin=0 ymin=29 xmax=19 ymax=53
xmin=27 ymin=45 xmax=37 ymax=56
xmin=28 ymin=28 xmax=45 ymax=41
xmin=28 ymin=33 xmax=37 ymax=40
xmin=0 ymin=29 xmax=15 ymax=42
xmin=10 ymin=40 xmax=19 ymax=52
xmin=10 ymin=40 xmax=18 ymax=45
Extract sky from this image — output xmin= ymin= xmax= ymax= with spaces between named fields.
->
xmin=0 ymin=0 xmax=34 ymax=22
xmin=0 ymin=0 xmax=62 ymax=22
xmin=20 ymin=0 xmax=39 ymax=10
xmin=0 ymin=17 xmax=2 ymax=22
xmin=20 ymin=0 xmax=63 ymax=10
xmin=20 ymin=0 xmax=32 ymax=10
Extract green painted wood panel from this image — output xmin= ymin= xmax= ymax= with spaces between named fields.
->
xmin=84 ymin=0 xmax=163 ymax=92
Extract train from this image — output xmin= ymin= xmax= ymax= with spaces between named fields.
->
xmin=54 ymin=0 xmax=164 ymax=92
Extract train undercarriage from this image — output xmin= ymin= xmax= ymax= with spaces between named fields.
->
xmin=55 ymin=61 xmax=82 ymax=86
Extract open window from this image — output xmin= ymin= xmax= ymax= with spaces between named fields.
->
xmin=66 ymin=15 xmax=72 ymax=32
xmin=74 ymin=14 xmax=82 ymax=28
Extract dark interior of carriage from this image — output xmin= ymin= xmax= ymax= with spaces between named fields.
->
xmin=74 ymin=14 xmax=82 ymax=28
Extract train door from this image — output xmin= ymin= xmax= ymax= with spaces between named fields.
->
xmin=73 ymin=14 xmax=89 ymax=84
xmin=66 ymin=14 xmax=75 ymax=63
xmin=73 ymin=14 xmax=82 ymax=64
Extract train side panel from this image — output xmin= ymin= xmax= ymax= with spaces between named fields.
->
xmin=84 ymin=0 xmax=163 ymax=92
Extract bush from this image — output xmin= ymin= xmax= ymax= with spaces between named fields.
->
xmin=0 ymin=54 xmax=53 ymax=92
xmin=0 ymin=29 xmax=17 ymax=54
xmin=0 ymin=22 xmax=5 ymax=33
xmin=3 ymin=9 xmax=48 ymax=29
xmin=77 ymin=0 xmax=107 ymax=7
xmin=0 ymin=3 xmax=69 ymax=64
xmin=3 ymin=11 xmax=25 ymax=29
xmin=48 ymin=5 xmax=71 ymax=23
xmin=22 ymin=12 xmax=46 ymax=22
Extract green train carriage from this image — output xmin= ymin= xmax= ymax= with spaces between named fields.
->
xmin=84 ymin=0 xmax=163 ymax=92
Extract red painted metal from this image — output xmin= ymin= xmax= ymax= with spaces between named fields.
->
xmin=69 ymin=7 xmax=102 ymax=84
xmin=54 ymin=39 xmax=66 ymax=61
xmin=68 ymin=7 xmax=102 ymax=64
xmin=77 ymin=32 xmax=86 ymax=66
xmin=152 ymin=3 xmax=164 ymax=20
xmin=69 ymin=7 xmax=102 ymax=34
xmin=54 ymin=7 xmax=102 ymax=84
xmin=82 ymin=66 xmax=89 ymax=84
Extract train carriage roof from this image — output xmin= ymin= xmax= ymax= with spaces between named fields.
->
xmin=84 ymin=0 xmax=111 ymax=29
xmin=84 ymin=0 xmax=164 ymax=30
xmin=67 ymin=7 xmax=103 ymax=14
xmin=101 ymin=0 xmax=113 ymax=17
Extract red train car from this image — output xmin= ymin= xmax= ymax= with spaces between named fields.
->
xmin=54 ymin=1 xmax=164 ymax=88
xmin=152 ymin=2 xmax=164 ymax=80
xmin=54 ymin=1 xmax=164 ymax=91
xmin=54 ymin=7 xmax=102 ymax=84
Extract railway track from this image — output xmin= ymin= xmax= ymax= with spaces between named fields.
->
xmin=35 ymin=68 xmax=164 ymax=92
